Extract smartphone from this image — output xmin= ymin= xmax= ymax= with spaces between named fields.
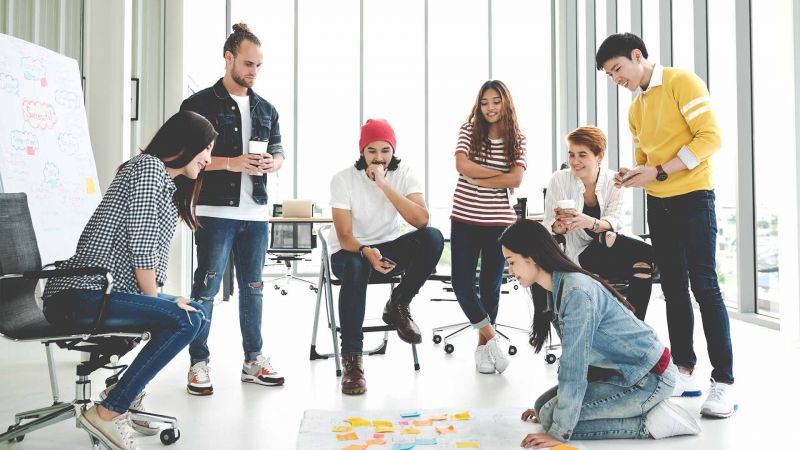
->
xmin=621 ymin=171 xmax=639 ymax=181
xmin=380 ymin=257 xmax=397 ymax=266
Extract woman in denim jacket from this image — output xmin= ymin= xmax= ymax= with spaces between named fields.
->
xmin=499 ymin=219 xmax=700 ymax=448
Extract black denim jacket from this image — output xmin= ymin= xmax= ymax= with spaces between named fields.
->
xmin=180 ymin=78 xmax=284 ymax=206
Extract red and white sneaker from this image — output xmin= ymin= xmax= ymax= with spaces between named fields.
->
xmin=241 ymin=355 xmax=284 ymax=386
xmin=187 ymin=362 xmax=213 ymax=396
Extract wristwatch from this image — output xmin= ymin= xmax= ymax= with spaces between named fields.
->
xmin=655 ymin=164 xmax=668 ymax=182
xmin=591 ymin=219 xmax=600 ymax=232
xmin=358 ymin=245 xmax=369 ymax=258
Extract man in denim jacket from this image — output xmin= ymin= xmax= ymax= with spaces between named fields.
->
xmin=180 ymin=23 xmax=285 ymax=396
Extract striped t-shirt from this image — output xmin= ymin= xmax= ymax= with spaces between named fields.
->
xmin=450 ymin=123 xmax=527 ymax=226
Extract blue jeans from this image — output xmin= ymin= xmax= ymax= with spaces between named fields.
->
xmin=42 ymin=290 xmax=206 ymax=414
xmin=450 ymin=220 xmax=507 ymax=328
xmin=330 ymin=227 xmax=444 ymax=356
xmin=189 ymin=216 xmax=269 ymax=364
xmin=535 ymin=364 xmax=677 ymax=440
xmin=647 ymin=190 xmax=734 ymax=383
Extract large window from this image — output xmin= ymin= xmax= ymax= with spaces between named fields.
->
xmin=184 ymin=0 xmax=227 ymax=93
xmin=615 ymin=0 xmax=633 ymax=233
xmin=752 ymin=0 xmax=795 ymax=318
xmin=708 ymin=0 xmax=739 ymax=309
xmin=671 ymin=0 xmax=695 ymax=73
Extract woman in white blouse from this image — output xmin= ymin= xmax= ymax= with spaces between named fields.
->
xmin=543 ymin=126 xmax=654 ymax=320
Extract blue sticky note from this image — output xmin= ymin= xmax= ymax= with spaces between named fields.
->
xmin=401 ymin=411 xmax=421 ymax=418
xmin=415 ymin=437 xmax=437 ymax=445
xmin=392 ymin=443 xmax=416 ymax=450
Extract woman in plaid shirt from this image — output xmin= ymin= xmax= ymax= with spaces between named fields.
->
xmin=42 ymin=111 xmax=216 ymax=450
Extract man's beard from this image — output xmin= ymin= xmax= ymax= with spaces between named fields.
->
xmin=232 ymin=71 xmax=254 ymax=88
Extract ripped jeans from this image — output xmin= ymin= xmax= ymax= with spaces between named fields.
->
xmin=189 ymin=216 xmax=269 ymax=365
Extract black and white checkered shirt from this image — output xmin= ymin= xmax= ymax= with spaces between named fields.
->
xmin=43 ymin=154 xmax=178 ymax=297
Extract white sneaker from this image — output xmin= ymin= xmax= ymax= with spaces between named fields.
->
xmin=187 ymin=361 xmax=213 ymax=396
xmin=79 ymin=405 xmax=138 ymax=450
xmin=701 ymin=378 xmax=737 ymax=418
xmin=241 ymin=355 xmax=285 ymax=386
xmin=474 ymin=345 xmax=495 ymax=374
xmin=672 ymin=370 xmax=703 ymax=397
xmin=99 ymin=385 xmax=158 ymax=436
xmin=645 ymin=399 xmax=702 ymax=439
xmin=484 ymin=335 xmax=510 ymax=374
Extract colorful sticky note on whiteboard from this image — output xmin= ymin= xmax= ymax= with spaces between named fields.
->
xmin=456 ymin=442 xmax=480 ymax=448
xmin=335 ymin=432 xmax=358 ymax=441
xmin=85 ymin=177 xmax=96 ymax=194
xmin=332 ymin=425 xmax=352 ymax=432
xmin=345 ymin=417 xmax=371 ymax=427
xmin=550 ymin=445 xmax=578 ymax=450
xmin=453 ymin=412 xmax=471 ymax=420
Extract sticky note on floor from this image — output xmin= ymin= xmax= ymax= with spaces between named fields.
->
xmin=391 ymin=443 xmax=416 ymax=450
xmin=375 ymin=426 xmax=396 ymax=433
xmin=412 ymin=419 xmax=432 ymax=427
xmin=435 ymin=424 xmax=455 ymax=434
xmin=399 ymin=420 xmax=409 ymax=425
xmin=336 ymin=432 xmax=358 ymax=441
xmin=401 ymin=411 xmax=421 ymax=418
xmin=429 ymin=414 xmax=448 ymax=421
xmin=332 ymin=425 xmax=352 ymax=432
xmin=456 ymin=442 xmax=479 ymax=448
xmin=373 ymin=433 xmax=384 ymax=439
xmin=373 ymin=420 xmax=393 ymax=427
xmin=416 ymin=437 xmax=437 ymax=445
xmin=367 ymin=438 xmax=386 ymax=445
xmin=345 ymin=417 xmax=371 ymax=427
xmin=401 ymin=428 xmax=421 ymax=434
xmin=342 ymin=445 xmax=367 ymax=450
xmin=453 ymin=412 xmax=471 ymax=421
xmin=85 ymin=177 xmax=96 ymax=194
xmin=551 ymin=445 xmax=578 ymax=450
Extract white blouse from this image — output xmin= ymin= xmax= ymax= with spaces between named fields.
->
xmin=543 ymin=168 xmax=623 ymax=265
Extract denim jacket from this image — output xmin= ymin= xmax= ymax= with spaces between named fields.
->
xmin=546 ymin=271 xmax=666 ymax=441
xmin=180 ymin=78 xmax=284 ymax=206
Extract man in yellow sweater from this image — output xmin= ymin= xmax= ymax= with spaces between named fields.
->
xmin=596 ymin=32 xmax=736 ymax=419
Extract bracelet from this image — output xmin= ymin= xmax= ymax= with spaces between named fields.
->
xmin=358 ymin=245 xmax=368 ymax=258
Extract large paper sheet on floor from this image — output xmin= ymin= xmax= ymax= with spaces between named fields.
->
xmin=297 ymin=407 xmax=585 ymax=450
xmin=0 ymin=33 xmax=101 ymax=264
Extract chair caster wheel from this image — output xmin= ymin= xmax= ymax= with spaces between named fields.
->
xmin=274 ymin=285 xmax=280 ymax=290
xmin=444 ymin=343 xmax=454 ymax=354
xmin=281 ymin=290 xmax=288 ymax=296
xmin=160 ymin=428 xmax=180 ymax=445
xmin=545 ymin=353 xmax=557 ymax=364
xmin=309 ymin=285 xmax=315 ymax=291
xmin=513 ymin=284 xmax=519 ymax=290
xmin=432 ymin=334 xmax=442 ymax=344
xmin=7 ymin=425 xmax=24 ymax=442
xmin=508 ymin=345 xmax=517 ymax=355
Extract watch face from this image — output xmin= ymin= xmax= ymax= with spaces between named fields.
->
xmin=657 ymin=171 xmax=668 ymax=181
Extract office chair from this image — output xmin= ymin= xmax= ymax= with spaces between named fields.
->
xmin=264 ymin=206 xmax=319 ymax=296
xmin=309 ymin=225 xmax=420 ymax=377
xmin=0 ymin=193 xmax=181 ymax=447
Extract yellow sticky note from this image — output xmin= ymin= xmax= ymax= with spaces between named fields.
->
xmin=85 ymin=177 xmax=96 ymax=194
xmin=345 ymin=417 xmax=371 ymax=427
xmin=412 ymin=419 xmax=433 ymax=427
xmin=342 ymin=445 xmax=367 ymax=450
xmin=456 ymin=442 xmax=479 ymax=448
xmin=453 ymin=412 xmax=471 ymax=421
xmin=372 ymin=420 xmax=393 ymax=427
xmin=435 ymin=425 xmax=455 ymax=434
xmin=336 ymin=432 xmax=358 ymax=441
xmin=332 ymin=425 xmax=352 ymax=432
xmin=429 ymin=414 xmax=448 ymax=421
xmin=374 ymin=426 xmax=395 ymax=433
xmin=366 ymin=438 xmax=386 ymax=445
xmin=550 ymin=445 xmax=578 ymax=450
xmin=401 ymin=428 xmax=421 ymax=435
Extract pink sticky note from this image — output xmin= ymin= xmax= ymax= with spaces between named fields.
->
xmin=26 ymin=146 xmax=35 ymax=155
xmin=399 ymin=421 xmax=409 ymax=425
xmin=373 ymin=433 xmax=384 ymax=439
xmin=40 ymin=78 xmax=47 ymax=87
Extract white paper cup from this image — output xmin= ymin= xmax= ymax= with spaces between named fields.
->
xmin=249 ymin=140 xmax=268 ymax=154
xmin=556 ymin=199 xmax=576 ymax=210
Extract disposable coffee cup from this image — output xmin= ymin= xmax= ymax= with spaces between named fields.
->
xmin=556 ymin=199 xmax=576 ymax=210
xmin=249 ymin=140 xmax=269 ymax=155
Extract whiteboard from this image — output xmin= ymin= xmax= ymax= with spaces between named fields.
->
xmin=0 ymin=33 xmax=101 ymax=265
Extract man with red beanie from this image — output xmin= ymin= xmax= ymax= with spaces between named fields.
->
xmin=328 ymin=119 xmax=444 ymax=395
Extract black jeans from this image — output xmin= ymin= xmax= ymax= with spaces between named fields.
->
xmin=579 ymin=233 xmax=654 ymax=320
xmin=647 ymin=190 xmax=733 ymax=383
xmin=331 ymin=227 xmax=444 ymax=355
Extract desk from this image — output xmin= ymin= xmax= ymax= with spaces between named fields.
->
xmin=526 ymin=214 xmax=545 ymax=222
xmin=221 ymin=217 xmax=332 ymax=300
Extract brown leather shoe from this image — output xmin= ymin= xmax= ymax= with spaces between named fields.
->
xmin=341 ymin=355 xmax=367 ymax=395
xmin=382 ymin=301 xmax=422 ymax=344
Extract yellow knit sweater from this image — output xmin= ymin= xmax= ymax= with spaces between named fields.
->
xmin=629 ymin=66 xmax=721 ymax=198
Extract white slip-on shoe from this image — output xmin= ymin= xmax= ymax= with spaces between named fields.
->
xmin=474 ymin=345 xmax=495 ymax=374
xmin=484 ymin=335 xmax=510 ymax=374
xmin=645 ymin=399 xmax=702 ymax=439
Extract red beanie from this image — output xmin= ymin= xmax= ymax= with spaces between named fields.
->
xmin=359 ymin=119 xmax=396 ymax=154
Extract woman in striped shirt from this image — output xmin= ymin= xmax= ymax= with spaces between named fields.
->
xmin=450 ymin=80 xmax=527 ymax=375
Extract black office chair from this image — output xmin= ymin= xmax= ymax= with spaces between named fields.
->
xmin=264 ymin=204 xmax=319 ymax=296
xmin=309 ymin=225 xmax=420 ymax=377
xmin=0 ymin=193 xmax=181 ymax=447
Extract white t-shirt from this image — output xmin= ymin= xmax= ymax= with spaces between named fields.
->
xmin=327 ymin=164 xmax=424 ymax=255
xmin=195 ymin=93 xmax=271 ymax=221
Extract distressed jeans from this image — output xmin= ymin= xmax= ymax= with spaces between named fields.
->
xmin=189 ymin=216 xmax=269 ymax=364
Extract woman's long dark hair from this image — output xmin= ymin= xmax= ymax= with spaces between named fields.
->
xmin=499 ymin=219 xmax=634 ymax=353
xmin=121 ymin=110 xmax=217 ymax=230
xmin=466 ymin=80 xmax=523 ymax=165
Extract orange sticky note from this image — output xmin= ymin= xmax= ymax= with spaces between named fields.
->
xmin=551 ymin=445 xmax=578 ymax=450
xmin=332 ymin=425 xmax=352 ymax=432
xmin=429 ymin=414 xmax=448 ymax=421
xmin=401 ymin=428 xmax=421 ymax=435
xmin=453 ymin=412 xmax=471 ymax=421
xmin=412 ymin=419 xmax=433 ymax=427
xmin=366 ymin=438 xmax=386 ymax=445
xmin=456 ymin=442 xmax=480 ymax=448
xmin=336 ymin=432 xmax=358 ymax=441
xmin=435 ymin=424 xmax=455 ymax=434
xmin=342 ymin=445 xmax=367 ymax=450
